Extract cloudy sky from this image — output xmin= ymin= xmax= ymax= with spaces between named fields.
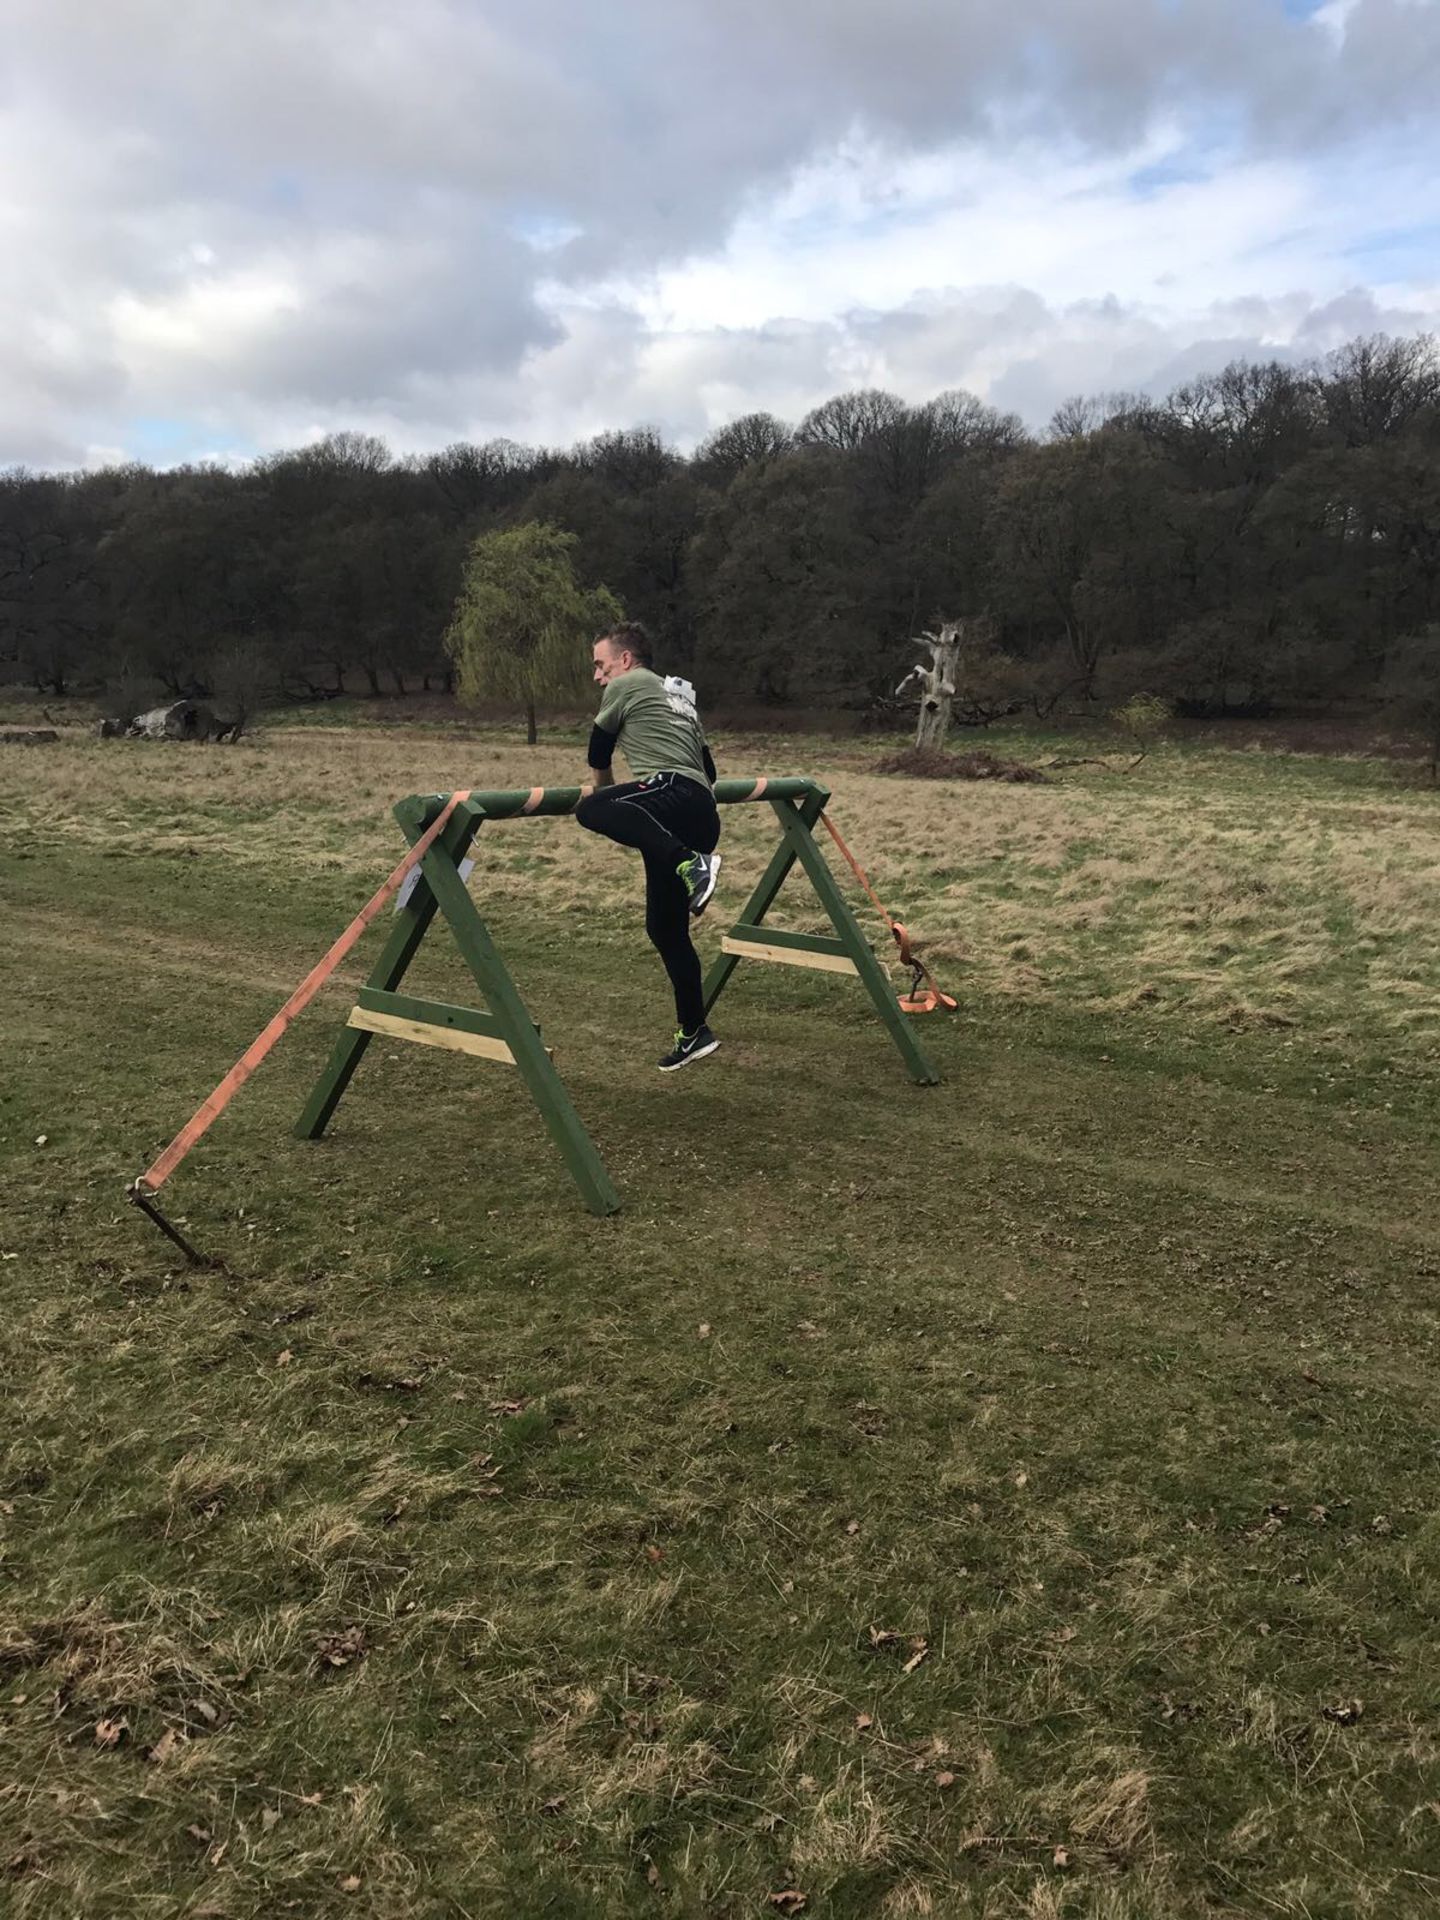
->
xmin=4 ymin=0 xmax=1438 ymax=469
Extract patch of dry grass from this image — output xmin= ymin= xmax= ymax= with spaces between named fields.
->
xmin=2 ymin=715 xmax=1439 ymax=1915
xmin=4 ymin=721 xmax=1437 ymax=1062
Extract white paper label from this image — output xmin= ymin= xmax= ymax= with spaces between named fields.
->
xmin=396 ymin=855 xmax=474 ymax=912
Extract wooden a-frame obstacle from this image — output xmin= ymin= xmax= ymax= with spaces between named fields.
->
xmin=296 ymin=776 xmax=940 ymax=1215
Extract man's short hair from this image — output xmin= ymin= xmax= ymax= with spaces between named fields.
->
xmin=597 ymin=621 xmax=654 ymax=668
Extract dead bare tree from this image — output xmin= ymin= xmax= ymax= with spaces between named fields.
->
xmin=897 ymin=621 xmax=963 ymax=750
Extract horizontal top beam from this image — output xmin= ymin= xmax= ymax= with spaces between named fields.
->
xmin=407 ymin=776 xmax=826 ymax=824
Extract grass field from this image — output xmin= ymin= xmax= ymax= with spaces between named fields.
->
xmin=2 ymin=715 xmax=1438 ymax=1918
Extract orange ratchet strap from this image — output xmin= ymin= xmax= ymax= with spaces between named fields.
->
xmin=817 ymin=810 xmax=957 ymax=1014
xmin=131 ymin=789 xmax=472 ymax=1200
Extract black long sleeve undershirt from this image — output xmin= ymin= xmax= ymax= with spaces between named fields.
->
xmin=587 ymin=722 xmax=618 ymax=770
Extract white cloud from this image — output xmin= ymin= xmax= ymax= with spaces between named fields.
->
xmin=600 ymin=134 xmax=1321 ymax=332
xmin=110 ymin=267 xmax=302 ymax=366
xmin=1 ymin=0 xmax=1437 ymax=465
xmin=482 ymin=282 xmax=1440 ymax=451
xmin=1313 ymin=0 xmax=1363 ymax=41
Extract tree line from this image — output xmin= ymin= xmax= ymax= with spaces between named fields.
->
xmin=2 ymin=332 xmax=1438 ymax=740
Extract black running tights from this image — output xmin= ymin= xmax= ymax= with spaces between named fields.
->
xmin=575 ymin=773 xmax=720 ymax=1033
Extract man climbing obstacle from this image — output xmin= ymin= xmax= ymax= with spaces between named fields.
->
xmin=575 ymin=621 xmax=723 ymax=1071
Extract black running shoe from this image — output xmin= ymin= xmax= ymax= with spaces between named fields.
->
xmin=677 ymin=850 xmax=721 ymax=917
xmin=658 ymin=1024 xmax=720 ymax=1072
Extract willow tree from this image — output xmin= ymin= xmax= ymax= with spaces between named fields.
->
xmin=445 ymin=521 xmax=621 ymax=743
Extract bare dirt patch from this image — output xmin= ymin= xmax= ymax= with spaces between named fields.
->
xmin=873 ymin=745 xmax=1049 ymax=782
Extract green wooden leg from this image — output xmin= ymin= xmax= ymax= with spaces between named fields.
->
xmin=403 ymin=802 xmax=622 ymax=1217
xmin=703 ymin=785 xmax=828 ymax=1017
xmin=295 ymin=804 xmax=482 ymax=1139
xmin=771 ymin=798 xmax=941 ymax=1087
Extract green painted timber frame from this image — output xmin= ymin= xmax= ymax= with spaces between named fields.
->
xmin=297 ymin=776 xmax=939 ymax=1214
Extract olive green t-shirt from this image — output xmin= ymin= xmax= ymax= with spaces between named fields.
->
xmin=594 ymin=668 xmax=711 ymax=788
